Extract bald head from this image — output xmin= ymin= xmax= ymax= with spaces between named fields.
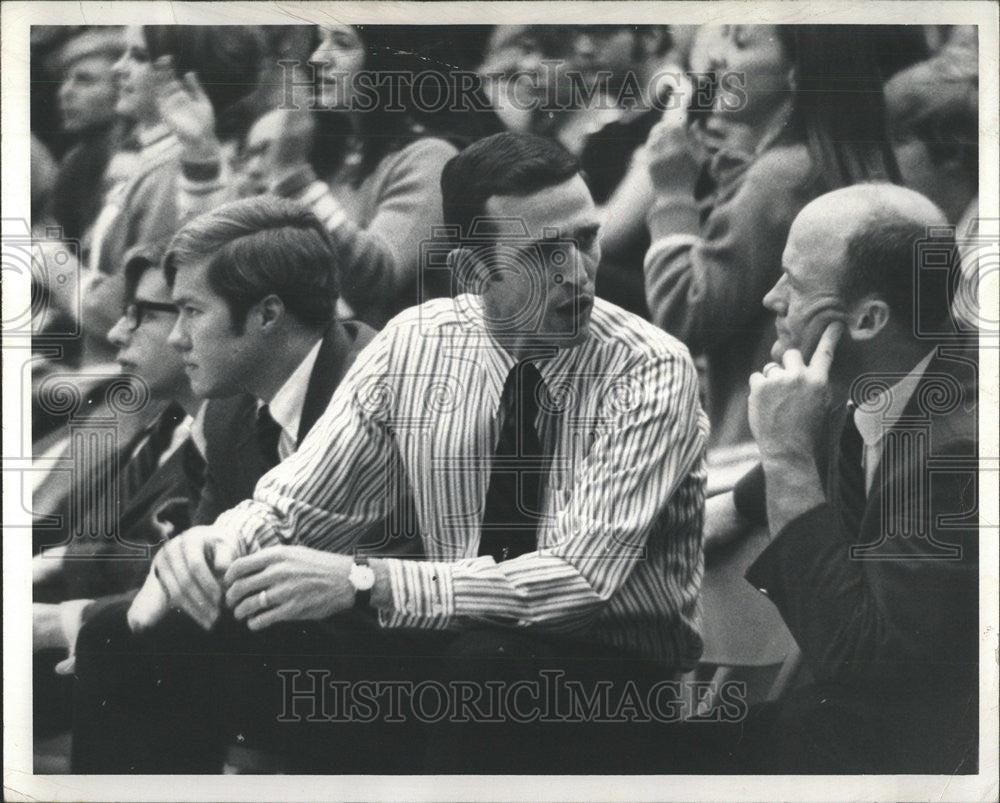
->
xmin=793 ymin=183 xmax=954 ymax=341
xmin=796 ymin=183 xmax=947 ymax=243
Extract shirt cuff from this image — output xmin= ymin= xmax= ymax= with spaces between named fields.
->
xmin=647 ymin=193 xmax=700 ymax=241
xmin=732 ymin=462 xmax=767 ymax=527
xmin=214 ymin=500 xmax=276 ymax=555
xmin=58 ymin=598 xmax=94 ymax=655
xmin=378 ymin=558 xmax=456 ymax=629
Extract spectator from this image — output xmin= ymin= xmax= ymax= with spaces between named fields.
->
xmin=261 ymin=25 xmax=502 ymax=328
xmin=48 ymin=27 xmax=125 ymax=242
xmin=643 ymin=25 xmax=900 ymax=448
xmin=33 ymin=240 xmax=202 ymax=735
xmin=886 ymin=46 xmax=979 ymax=331
xmin=80 ymin=24 xmax=270 ymax=364
xmin=477 ymin=25 xmax=547 ymax=134
xmin=567 ymin=26 xmax=677 ymax=200
xmin=593 ymin=26 xmax=701 ymax=317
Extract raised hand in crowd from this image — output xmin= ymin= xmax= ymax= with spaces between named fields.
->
xmin=644 ymin=70 xmax=697 ymax=193
xmin=153 ymin=54 xmax=220 ymax=162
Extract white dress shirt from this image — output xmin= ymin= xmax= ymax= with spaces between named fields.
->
xmin=216 ymin=295 xmax=709 ymax=669
xmin=853 ymin=350 xmax=936 ymax=494
xmin=260 ymin=338 xmax=323 ymax=462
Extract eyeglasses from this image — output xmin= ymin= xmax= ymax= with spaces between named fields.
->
xmin=123 ymin=301 xmax=179 ymax=332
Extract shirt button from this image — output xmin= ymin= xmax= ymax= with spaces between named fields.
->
xmin=517 ymin=619 xmax=531 ymax=628
xmin=757 ymin=587 xmax=770 ymax=598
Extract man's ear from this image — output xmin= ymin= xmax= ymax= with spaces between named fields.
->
xmin=256 ymin=294 xmax=286 ymax=331
xmin=846 ymin=295 xmax=891 ymax=342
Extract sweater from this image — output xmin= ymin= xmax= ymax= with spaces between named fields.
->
xmin=275 ymin=137 xmax=458 ymax=329
xmin=644 ymin=141 xmax=822 ymax=448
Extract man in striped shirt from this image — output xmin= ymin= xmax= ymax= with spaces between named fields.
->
xmin=90 ymin=133 xmax=709 ymax=773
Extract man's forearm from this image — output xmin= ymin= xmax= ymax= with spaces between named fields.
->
xmin=761 ymin=454 xmax=826 ymax=536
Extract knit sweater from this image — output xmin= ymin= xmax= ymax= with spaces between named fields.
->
xmin=274 ymin=137 xmax=458 ymax=329
xmin=644 ymin=141 xmax=822 ymax=448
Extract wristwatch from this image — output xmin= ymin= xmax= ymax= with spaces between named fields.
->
xmin=348 ymin=557 xmax=375 ymax=608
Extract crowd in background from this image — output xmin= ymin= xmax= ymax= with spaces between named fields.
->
xmin=29 ymin=22 xmax=980 ymax=445
xmin=26 ymin=22 xmax=983 ymax=774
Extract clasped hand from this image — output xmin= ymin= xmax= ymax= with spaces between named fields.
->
xmin=128 ymin=526 xmax=355 ymax=633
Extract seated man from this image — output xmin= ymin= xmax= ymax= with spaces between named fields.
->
xmin=33 ymin=241 xmax=202 ymax=734
xmin=711 ymin=184 xmax=978 ymax=773
xmin=72 ymin=133 xmax=709 ymax=774
xmin=69 ymin=195 xmax=375 ymax=770
xmin=163 ymin=197 xmax=376 ymax=527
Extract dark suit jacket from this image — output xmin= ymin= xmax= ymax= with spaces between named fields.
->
xmin=744 ymin=348 xmax=979 ymax=699
xmin=195 ymin=320 xmax=376 ymax=525
xmin=34 ymin=401 xmax=196 ymax=602
xmin=79 ymin=321 xmax=376 ymax=623
xmin=61 ymin=435 xmax=201 ymax=601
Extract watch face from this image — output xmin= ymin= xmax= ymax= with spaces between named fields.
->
xmin=351 ymin=564 xmax=376 ymax=592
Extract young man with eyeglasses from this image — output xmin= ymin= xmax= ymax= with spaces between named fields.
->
xmin=33 ymin=240 xmax=204 ymax=735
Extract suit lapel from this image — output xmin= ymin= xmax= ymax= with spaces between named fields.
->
xmin=854 ymin=349 xmax=975 ymax=554
xmin=297 ymin=321 xmax=376 ymax=444
xmin=866 ymin=350 xmax=970 ymax=497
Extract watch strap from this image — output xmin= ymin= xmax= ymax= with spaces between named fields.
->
xmin=353 ymin=556 xmax=372 ymax=609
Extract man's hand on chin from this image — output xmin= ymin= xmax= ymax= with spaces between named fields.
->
xmin=223 ymin=546 xmax=356 ymax=632
xmin=749 ymin=322 xmax=844 ymax=535
xmin=127 ymin=526 xmax=239 ymax=633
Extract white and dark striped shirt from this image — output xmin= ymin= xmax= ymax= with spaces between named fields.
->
xmin=216 ymin=295 xmax=709 ymax=669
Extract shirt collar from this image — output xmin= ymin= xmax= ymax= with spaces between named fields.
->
xmin=263 ymin=338 xmax=323 ymax=445
xmin=853 ymin=350 xmax=936 ymax=447
xmin=188 ymin=401 xmax=209 ymax=459
xmin=455 ymin=293 xmax=589 ymax=388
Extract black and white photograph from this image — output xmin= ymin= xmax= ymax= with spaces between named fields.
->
xmin=2 ymin=2 xmax=997 ymax=800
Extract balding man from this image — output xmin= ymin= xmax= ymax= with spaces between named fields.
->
xmin=720 ymin=184 xmax=978 ymax=772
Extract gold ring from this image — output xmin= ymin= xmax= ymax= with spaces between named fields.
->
xmin=762 ymin=362 xmax=781 ymax=377
xmin=259 ymin=590 xmax=269 ymax=609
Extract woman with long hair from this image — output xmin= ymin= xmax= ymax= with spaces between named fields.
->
xmin=643 ymin=24 xmax=901 ymax=448
xmin=259 ymin=24 xmax=502 ymax=327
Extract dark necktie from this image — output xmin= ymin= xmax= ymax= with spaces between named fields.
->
xmin=837 ymin=404 xmax=868 ymax=529
xmin=122 ymin=403 xmax=186 ymax=502
xmin=256 ymin=404 xmax=284 ymax=468
xmin=479 ymin=361 xmax=548 ymax=562
xmin=180 ymin=438 xmax=207 ymax=498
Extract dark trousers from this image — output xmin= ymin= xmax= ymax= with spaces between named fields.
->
xmin=72 ymin=601 xmax=689 ymax=774
xmin=673 ymin=680 xmax=979 ymax=774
